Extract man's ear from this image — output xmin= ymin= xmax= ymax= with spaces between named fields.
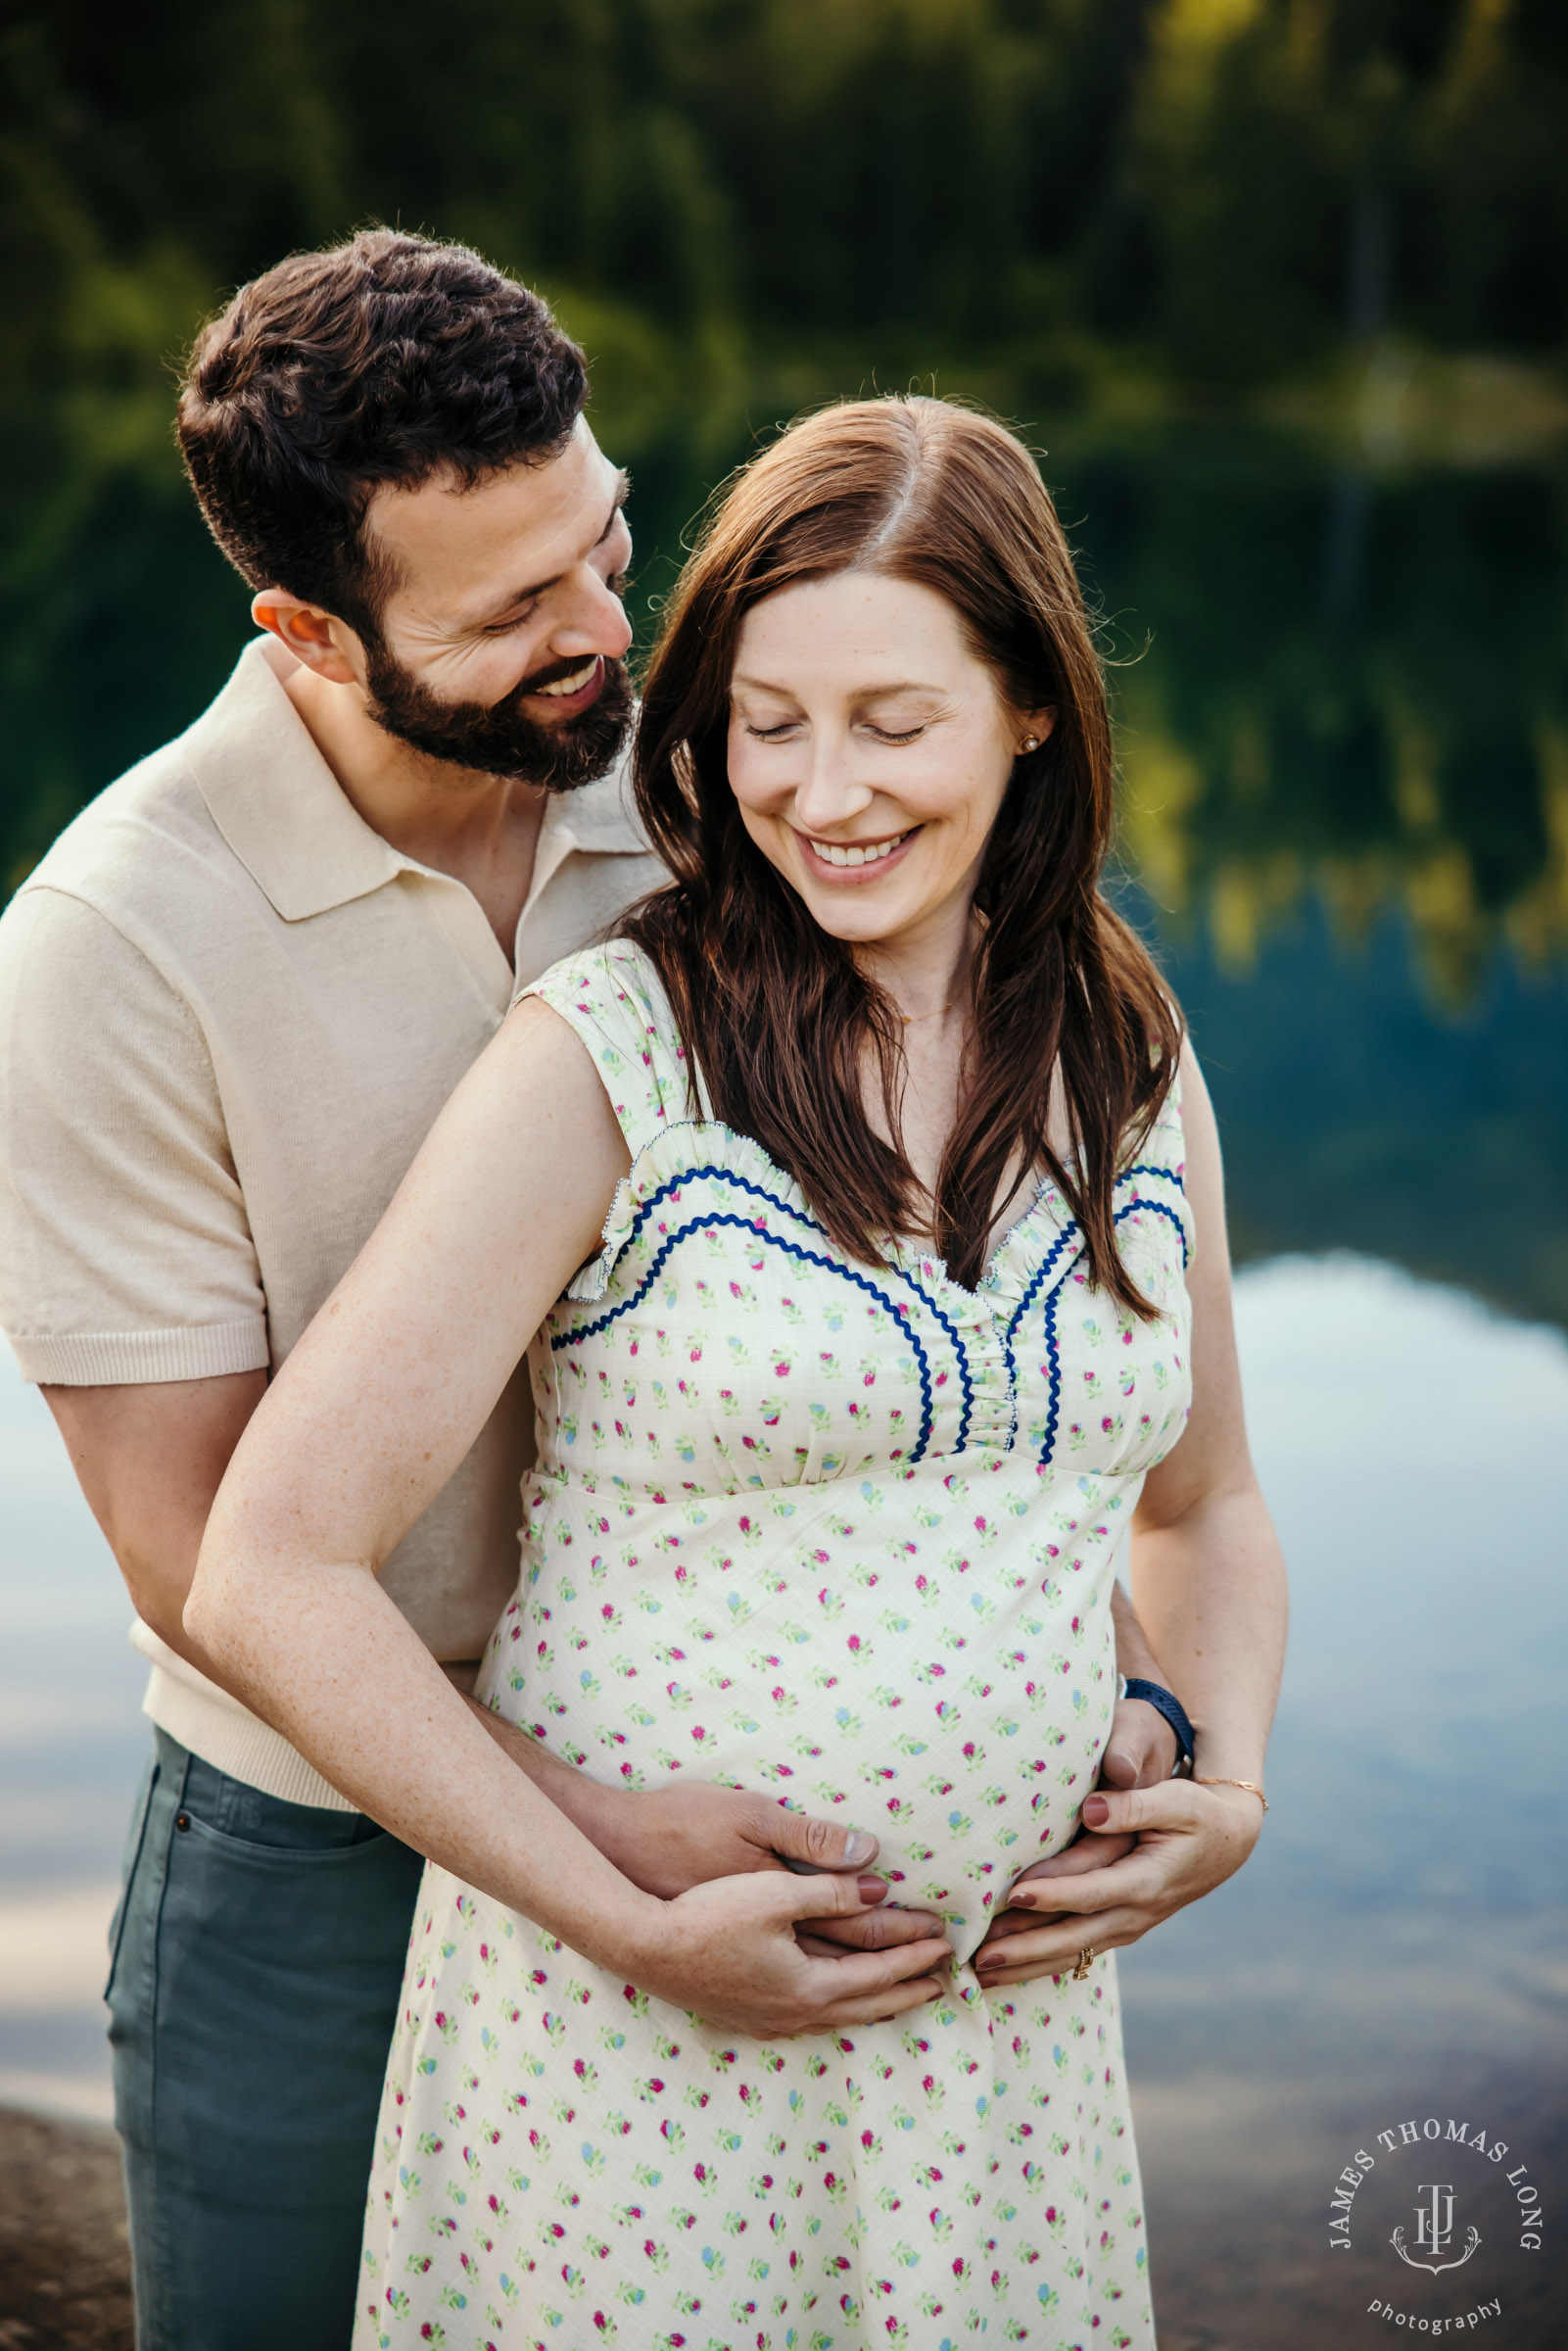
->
xmin=251 ymin=590 xmax=364 ymax=688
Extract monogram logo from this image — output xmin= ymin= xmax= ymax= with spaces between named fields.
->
xmin=1390 ymin=2183 xmax=1481 ymax=2276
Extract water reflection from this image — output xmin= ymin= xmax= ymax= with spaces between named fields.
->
xmin=1124 ymin=1258 xmax=1568 ymax=2349
xmin=1078 ymin=443 xmax=1568 ymax=1000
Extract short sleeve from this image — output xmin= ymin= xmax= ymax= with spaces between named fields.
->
xmin=0 ymin=887 xmax=269 ymax=1384
xmin=519 ymin=941 xmax=696 ymax=1158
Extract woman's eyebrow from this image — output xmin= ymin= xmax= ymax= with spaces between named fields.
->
xmin=731 ymin=675 xmax=943 ymax=700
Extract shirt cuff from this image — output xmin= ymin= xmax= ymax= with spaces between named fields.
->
xmin=8 ymin=1318 xmax=270 ymax=1385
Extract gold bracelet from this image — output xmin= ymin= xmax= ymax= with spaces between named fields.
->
xmin=1195 ymin=1776 xmax=1269 ymax=1811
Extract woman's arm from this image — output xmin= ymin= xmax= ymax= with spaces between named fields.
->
xmin=974 ymin=1040 xmax=1288 ymax=1987
xmin=186 ymin=998 xmax=951 ymax=2035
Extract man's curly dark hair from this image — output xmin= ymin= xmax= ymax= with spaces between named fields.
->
xmin=176 ymin=227 xmax=588 ymax=640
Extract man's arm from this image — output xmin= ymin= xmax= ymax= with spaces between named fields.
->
xmin=45 ymin=1373 xmax=938 ymax=1946
xmin=1107 ymin=1578 xmax=1181 ymax=1789
xmin=43 ymin=1372 xmax=267 ymax=1686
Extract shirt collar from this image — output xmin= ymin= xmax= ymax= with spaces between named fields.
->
xmin=184 ymin=637 xmax=648 ymax=925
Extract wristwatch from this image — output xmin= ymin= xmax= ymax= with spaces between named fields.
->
xmin=1117 ymin=1674 xmax=1195 ymax=1775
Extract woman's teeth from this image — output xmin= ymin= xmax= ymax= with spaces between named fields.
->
xmin=812 ymin=831 xmax=910 ymax=869
xmin=535 ymin=658 xmax=598 ymax=697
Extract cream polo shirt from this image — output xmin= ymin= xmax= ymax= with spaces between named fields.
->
xmin=0 ymin=636 xmax=661 ymax=1807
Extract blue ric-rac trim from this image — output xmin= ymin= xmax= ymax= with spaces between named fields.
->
xmin=1121 ymin=1161 xmax=1186 ymax=1193
xmin=1004 ymin=1165 xmax=1187 ymax=1351
xmin=1113 ymin=1192 xmax=1189 ymax=1263
xmin=550 ymin=1209 xmax=937 ymax=1464
xmin=1033 ymin=1190 xmax=1191 ymax=1464
xmin=1039 ymin=1282 xmax=1065 ymax=1463
xmin=1004 ymin=1223 xmax=1082 ymax=1350
xmin=598 ymin=1161 xmax=976 ymax=1452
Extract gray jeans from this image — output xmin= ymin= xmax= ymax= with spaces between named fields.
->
xmin=107 ymin=1727 xmax=425 ymax=2350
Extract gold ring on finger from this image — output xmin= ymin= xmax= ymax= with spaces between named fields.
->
xmin=1070 ymin=1945 xmax=1096 ymax=1981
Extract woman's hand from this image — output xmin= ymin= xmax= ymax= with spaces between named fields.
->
xmin=622 ymin=1868 xmax=953 ymax=2038
xmin=972 ymin=1780 xmax=1264 ymax=1991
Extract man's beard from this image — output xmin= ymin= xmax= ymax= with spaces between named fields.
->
xmin=361 ymin=640 xmax=634 ymax=792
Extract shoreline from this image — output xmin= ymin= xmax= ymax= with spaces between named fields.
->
xmin=0 ymin=2104 xmax=131 ymax=2350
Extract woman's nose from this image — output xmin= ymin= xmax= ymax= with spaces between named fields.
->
xmin=790 ymin=734 xmax=870 ymax=832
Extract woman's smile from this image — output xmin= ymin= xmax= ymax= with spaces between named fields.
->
xmin=795 ymin=823 xmax=919 ymax=880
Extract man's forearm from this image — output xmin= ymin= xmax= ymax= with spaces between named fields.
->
xmin=1111 ymin=1578 xmax=1170 ymax=1686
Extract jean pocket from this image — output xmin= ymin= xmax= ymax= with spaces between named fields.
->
xmin=105 ymin=1753 xmax=161 ymax=2003
xmin=176 ymin=1808 xmax=397 ymax=1862
xmin=161 ymin=1808 xmax=425 ymax=1988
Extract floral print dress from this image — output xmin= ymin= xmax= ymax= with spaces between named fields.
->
xmin=356 ymin=941 xmax=1194 ymax=2351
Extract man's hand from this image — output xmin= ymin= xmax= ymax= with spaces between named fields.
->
xmin=464 ymin=1700 xmax=948 ymax=1955
xmin=973 ymin=1780 xmax=1264 ymax=1990
xmin=1101 ymin=1690 xmax=1179 ymax=1792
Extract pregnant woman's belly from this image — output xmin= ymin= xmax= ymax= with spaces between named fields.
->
xmin=479 ymin=1457 xmax=1133 ymax=1960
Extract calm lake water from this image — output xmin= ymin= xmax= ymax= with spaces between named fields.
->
xmin=2 ymin=429 xmax=1565 ymax=2347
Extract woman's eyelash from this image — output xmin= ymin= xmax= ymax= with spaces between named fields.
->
xmin=743 ymin=720 xmax=927 ymax=743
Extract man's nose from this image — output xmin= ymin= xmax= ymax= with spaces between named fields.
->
xmin=555 ymin=565 xmax=634 ymax=660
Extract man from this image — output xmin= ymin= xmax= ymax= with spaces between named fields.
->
xmin=0 ymin=229 xmax=1176 ymax=2349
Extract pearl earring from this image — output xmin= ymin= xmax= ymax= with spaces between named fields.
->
xmin=1020 ymin=736 xmax=1040 ymax=753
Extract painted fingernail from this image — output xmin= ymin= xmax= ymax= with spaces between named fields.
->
xmin=843 ymin=1831 xmax=876 ymax=1866
xmin=1082 ymin=1796 xmax=1111 ymax=1827
xmin=856 ymin=1874 xmax=886 ymax=1900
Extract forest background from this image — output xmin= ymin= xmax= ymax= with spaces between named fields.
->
xmin=3 ymin=0 xmax=1568 ymax=1331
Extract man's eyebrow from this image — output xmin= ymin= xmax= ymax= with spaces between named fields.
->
xmin=471 ymin=471 xmax=630 ymax=627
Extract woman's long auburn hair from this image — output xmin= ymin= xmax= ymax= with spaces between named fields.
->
xmin=626 ymin=395 xmax=1183 ymax=1311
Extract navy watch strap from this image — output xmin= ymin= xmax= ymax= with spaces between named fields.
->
xmin=1120 ymin=1677 xmax=1195 ymax=1772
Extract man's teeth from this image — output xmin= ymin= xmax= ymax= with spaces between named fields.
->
xmin=535 ymin=659 xmax=598 ymax=697
xmin=813 ymin=831 xmax=910 ymax=869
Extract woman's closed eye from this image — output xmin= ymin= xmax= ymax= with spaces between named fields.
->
xmin=742 ymin=718 xmax=929 ymax=744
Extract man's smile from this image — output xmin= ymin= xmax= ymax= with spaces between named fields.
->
xmin=524 ymin=655 xmax=604 ymax=715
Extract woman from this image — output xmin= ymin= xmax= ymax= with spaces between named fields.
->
xmin=190 ymin=395 xmax=1285 ymax=2349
